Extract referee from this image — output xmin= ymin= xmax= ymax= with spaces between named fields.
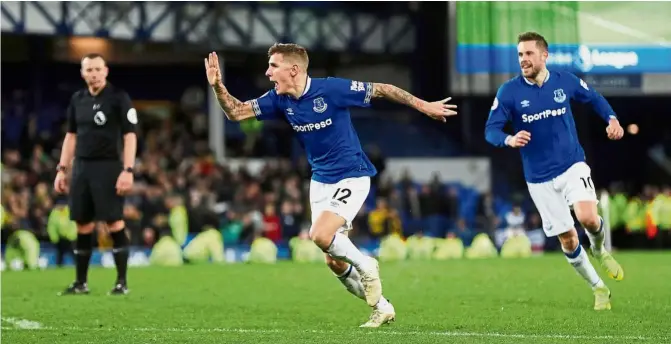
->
xmin=54 ymin=53 xmax=137 ymax=295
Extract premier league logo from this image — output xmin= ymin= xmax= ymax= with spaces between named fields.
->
xmin=574 ymin=45 xmax=594 ymax=73
xmin=313 ymin=97 xmax=328 ymax=113
xmin=94 ymin=111 xmax=107 ymax=125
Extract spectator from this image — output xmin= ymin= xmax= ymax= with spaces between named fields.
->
xmin=280 ymin=200 xmax=300 ymax=239
xmin=476 ymin=191 xmax=499 ymax=242
xmin=505 ymin=205 xmax=526 ymax=231
xmin=368 ymin=198 xmax=402 ymax=238
xmin=452 ymin=218 xmax=474 ymax=246
xmin=262 ymin=203 xmax=282 ymax=243
xmin=365 ymin=144 xmax=386 ymax=189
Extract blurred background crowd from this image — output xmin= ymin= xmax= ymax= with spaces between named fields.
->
xmin=3 ymin=104 xmax=670 ymax=256
xmin=2 ymin=1 xmax=671 ymax=268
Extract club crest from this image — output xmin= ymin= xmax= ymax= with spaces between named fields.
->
xmin=553 ymin=89 xmax=566 ymax=103
xmin=313 ymin=97 xmax=328 ymax=113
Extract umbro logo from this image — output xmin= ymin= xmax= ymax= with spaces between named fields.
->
xmin=286 ymin=108 xmax=294 ymax=116
xmin=521 ymin=100 xmax=530 ymax=108
xmin=93 ymin=104 xmax=101 ymax=110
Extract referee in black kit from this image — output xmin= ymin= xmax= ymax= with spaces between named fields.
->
xmin=54 ymin=53 xmax=137 ymax=295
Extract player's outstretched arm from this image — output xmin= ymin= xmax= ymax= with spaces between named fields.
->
xmin=205 ymin=52 xmax=256 ymax=122
xmin=371 ymin=83 xmax=457 ymax=122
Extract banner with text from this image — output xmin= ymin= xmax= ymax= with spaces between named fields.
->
xmin=451 ymin=1 xmax=671 ymax=94
xmin=456 ymin=2 xmax=671 ymax=74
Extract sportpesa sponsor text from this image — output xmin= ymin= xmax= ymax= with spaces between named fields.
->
xmin=522 ymin=107 xmax=567 ymax=123
xmin=292 ymin=118 xmax=333 ymax=132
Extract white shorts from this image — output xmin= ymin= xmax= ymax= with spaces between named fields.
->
xmin=309 ymin=176 xmax=371 ymax=233
xmin=527 ymin=162 xmax=597 ymax=237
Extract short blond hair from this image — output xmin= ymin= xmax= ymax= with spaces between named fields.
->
xmin=268 ymin=43 xmax=309 ymax=69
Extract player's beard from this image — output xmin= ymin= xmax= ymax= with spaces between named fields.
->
xmin=530 ymin=65 xmax=543 ymax=80
xmin=521 ymin=63 xmax=539 ymax=79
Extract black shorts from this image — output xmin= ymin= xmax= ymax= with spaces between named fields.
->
xmin=69 ymin=159 xmax=124 ymax=223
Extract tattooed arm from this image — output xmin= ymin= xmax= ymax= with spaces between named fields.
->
xmin=211 ymin=83 xmax=256 ymax=122
xmin=370 ymin=83 xmax=457 ymax=121
xmin=205 ymin=52 xmax=256 ymax=122
xmin=371 ymin=83 xmax=428 ymax=112
xmin=205 ymin=52 xmax=282 ymax=122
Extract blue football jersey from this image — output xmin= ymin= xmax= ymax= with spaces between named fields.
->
xmin=252 ymin=76 xmax=377 ymax=184
xmin=485 ymin=70 xmax=617 ymax=183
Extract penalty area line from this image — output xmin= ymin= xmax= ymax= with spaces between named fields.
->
xmin=0 ymin=325 xmax=665 ymax=341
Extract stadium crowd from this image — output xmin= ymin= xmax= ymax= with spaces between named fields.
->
xmin=2 ymin=90 xmax=671 ymax=265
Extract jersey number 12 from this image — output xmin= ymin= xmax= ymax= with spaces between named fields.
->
xmin=332 ymin=188 xmax=352 ymax=204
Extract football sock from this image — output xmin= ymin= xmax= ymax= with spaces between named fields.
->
xmin=376 ymin=295 xmax=391 ymax=309
xmin=327 ymin=232 xmax=370 ymax=270
xmin=564 ymin=245 xmax=604 ymax=290
xmin=337 ymin=265 xmax=391 ymax=308
xmin=585 ymin=216 xmax=606 ymax=254
xmin=110 ymin=229 xmax=129 ymax=284
xmin=74 ymin=233 xmax=93 ymax=284
xmin=337 ymin=264 xmax=365 ymax=300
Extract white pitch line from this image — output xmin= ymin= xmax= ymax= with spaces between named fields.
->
xmin=0 ymin=325 xmax=666 ymax=341
xmin=1 ymin=317 xmax=44 ymax=330
xmin=552 ymin=4 xmax=671 ymax=48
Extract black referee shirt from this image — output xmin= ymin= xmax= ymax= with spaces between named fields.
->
xmin=66 ymin=83 xmax=137 ymax=160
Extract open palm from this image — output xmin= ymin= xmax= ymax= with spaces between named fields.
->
xmin=422 ymin=97 xmax=458 ymax=122
xmin=204 ymin=52 xmax=222 ymax=86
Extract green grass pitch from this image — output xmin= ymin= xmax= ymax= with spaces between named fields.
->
xmin=457 ymin=2 xmax=671 ymax=45
xmin=2 ymin=252 xmax=670 ymax=343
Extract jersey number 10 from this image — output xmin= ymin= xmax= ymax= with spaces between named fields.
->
xmin=580 ymin=177 xmax=594 ymax=190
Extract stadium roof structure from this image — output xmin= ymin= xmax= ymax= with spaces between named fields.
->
xmin=1 ymin=1 xmax=417 ymax=56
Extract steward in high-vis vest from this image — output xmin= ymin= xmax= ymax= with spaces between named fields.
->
xmin=623 ymin=196 xmax=647 ymax=249
xmin=650 ymin=188 xmax=671 ymax=249
xmin=47 ymin=197 xmax=78 ymax=267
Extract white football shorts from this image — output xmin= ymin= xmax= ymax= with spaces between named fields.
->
xmin=309 ymin=176 xmax=371 ymax=233
xmin=527 ymin=162 xmax=598 ymax=237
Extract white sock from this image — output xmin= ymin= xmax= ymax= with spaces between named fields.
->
xmin=327 ymin=233 xmax=369 ymax=269
xmin=337 ymin=265 xmax=365 ymax=300
xmin=337 ymin=265 xmax=390 ymax=308
xmin=585 ymin=216 xmax=606 ymax=254
xmin=564 ymin=245 xmax=605 ymax=290
xmin=376 ymin=295 xmax=391 ymax=309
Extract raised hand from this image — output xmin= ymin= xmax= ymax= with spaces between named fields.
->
xmin=204 ymin=52 xmax=223 ymax=87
